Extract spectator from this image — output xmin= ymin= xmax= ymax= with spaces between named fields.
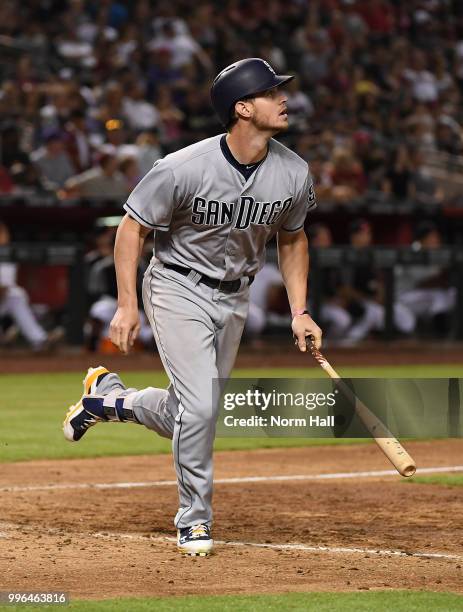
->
xmin=102 ymin=118 xmax=129 ymax=154
xmin=155 ymin=86 xmax=184 ymax=146
xmin=382 ymin=144 xmax=413 ymax=200
xmin=148 ymin=19 xmax=211 ymax=71
xmin=296 ymin=28 xmax=334 ymax=86
xmin=352 ymin=131 xmax=388 ymax=190
xmin=9 ymin=161 xmax=47 ymax=195
xmin=84 ymin=221 xmax=118 ymax=351
xmin=115 ymin=23 xmax=140 ymax=66
xmin=342 ymin=219 xmax=415 ymax=342
xmin=0 ymin=124 xmax=31 ymax=174
xmin=96 ymin=82 xmax=126 ymax=127
xmin=396 ymin=222 xmax=455 ymax=334
xmin=180 ymin=89 xmax=218 ymax=143
xmin=63 ymin=109 xmax=93 ymax=173
xmin=328 ymin=146 xmax=367 ymax=203
xmin=405 ymin=104 xmax=435 ymax=150
xmin=357 ymin=0 xmax=395 ymax=37
xmin=55 ymin=25 xmax=95 ymax=68
xmin=146 ymin=48 xmax=187 ymax=100
xmin=118 ymin=156 xmax=140 ymax=192
xmin=435 ymin=117 xmax=463 ymax=156
xmin=306 ymin=153 xmax=333 ymax=202
xmin=65 ymin=152 xmax=128 ymax=198
xmin=403 ymin=49 xmax=439 ymax=103
xmin=433 ymin=54 xmax=454 ymax=96
xmin=0 ymin=81 xmax=23 ymax=123
xmin=31 ymin=130 xmax=76 ymax=189
xmin=135 ymin=130 xmax=163 ymax=177
xmin=285 ymin=77 xmax=314 ymax=134
xmin=122 ymin=83 xmax=160 ymax=132
xmin=408 ymin=148 xmax=444 ymax=206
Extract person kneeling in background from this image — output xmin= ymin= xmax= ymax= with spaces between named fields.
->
xmin=0 ymin=221 xmax=62 ymax=351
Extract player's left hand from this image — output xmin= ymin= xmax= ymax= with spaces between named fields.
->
xmin=292 ymin=312 xmax=322 ymax=352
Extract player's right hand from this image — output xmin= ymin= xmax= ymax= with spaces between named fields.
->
xmin=292 ymin=313 xmax=322 ymax=352
xmin=109 ymin=305 xmax=140 ymax=354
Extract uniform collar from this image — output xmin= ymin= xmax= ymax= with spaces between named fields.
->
xmin=220 ymin=135 xmax=268 ymax=180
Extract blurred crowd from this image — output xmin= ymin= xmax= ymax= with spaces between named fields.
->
xmin=0 ymin=0 xmax=462 ymax=207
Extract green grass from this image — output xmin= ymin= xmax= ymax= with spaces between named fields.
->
xmin=242 ymin=365 xmax=463 ymax=378
xmin=1 ymin=591 xmax=462 ymax=612
xmin=0 ymin=364 xmax=461 ymax=462
xmin=407 ymin=474 xmax=463 ymax=487
xmin=0 ymin=368 xmax=368 ymax=463
xmin=0 ymin=371 xmax=170 ymax=462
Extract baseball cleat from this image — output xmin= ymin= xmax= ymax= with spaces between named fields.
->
xmin=63 ymin=366 xmax=109 ymax=442
xmin=177 ymin=524 xmax=213 ymax=556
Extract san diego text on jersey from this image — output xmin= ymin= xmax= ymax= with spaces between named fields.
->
xmin=191 ymin=195 xmax=293 ymax=229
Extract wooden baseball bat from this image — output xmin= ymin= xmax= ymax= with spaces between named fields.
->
xmin=307 ymin=339 xmax=416 ymax=477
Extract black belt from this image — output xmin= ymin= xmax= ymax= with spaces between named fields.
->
xmin=164 ymin=263 xmax=254 ymax=293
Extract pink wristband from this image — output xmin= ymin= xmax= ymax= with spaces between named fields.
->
xmin=292 ymin=309 xmax=309 ymax=319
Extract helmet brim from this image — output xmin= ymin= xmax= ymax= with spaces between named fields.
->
xmin=224 ymin=75 xmax=294 ymax=126
xmin=238 ymin=74 xmax=294 ymax=101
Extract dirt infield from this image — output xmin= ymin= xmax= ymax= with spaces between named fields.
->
xmin=1 ymin=441 xmax=462 ymax=599
xmin=1 ymin=343 xmax=462 ymax=599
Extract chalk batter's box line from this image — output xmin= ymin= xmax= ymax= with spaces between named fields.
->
xmin=91 ymin=531 xmax=463 ymax=562
xmin=0 ymin=522 xmax=459 ymax=562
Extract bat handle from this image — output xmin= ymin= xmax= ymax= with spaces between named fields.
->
xmin=305 ymin=335 xmax=328 ymax=369
xmin=306 ymin=334 xmax=315 ymax=348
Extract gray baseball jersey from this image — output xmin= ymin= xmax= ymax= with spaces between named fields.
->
xmin=98 ymin=133 xmax=317 ymax=532
xmin=124 ymin=134 xmax=316 ymax=280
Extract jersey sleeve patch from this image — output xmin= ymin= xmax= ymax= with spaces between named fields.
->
xmin=279 ymin=173 xmax=317 ymax=232
xmin=307 ymin=184 xmax=316 ymax=210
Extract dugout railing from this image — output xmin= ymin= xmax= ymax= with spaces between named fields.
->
xmin=1 ymin=244 xmax=462 ymax=345
xmin=309 ymin=247 xmax=463 ymax=340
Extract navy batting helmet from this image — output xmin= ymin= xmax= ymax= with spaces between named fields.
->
xmin=210 ymin=58 xmax=294 ymax=126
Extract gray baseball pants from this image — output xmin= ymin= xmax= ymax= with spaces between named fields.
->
xmin=100 ymin=259 xmax=249 ymax=529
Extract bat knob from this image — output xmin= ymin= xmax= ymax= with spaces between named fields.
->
xmin=305 ymin=334 xmax=316 ymax=352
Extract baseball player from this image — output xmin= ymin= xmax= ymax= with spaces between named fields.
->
xmin=0 ymin=221 xmax=52 ymax=350
xmin=395 ymin=221 xmax=455 ymax=333
xmin=63 ymin=58 xmax=321 ymax=556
